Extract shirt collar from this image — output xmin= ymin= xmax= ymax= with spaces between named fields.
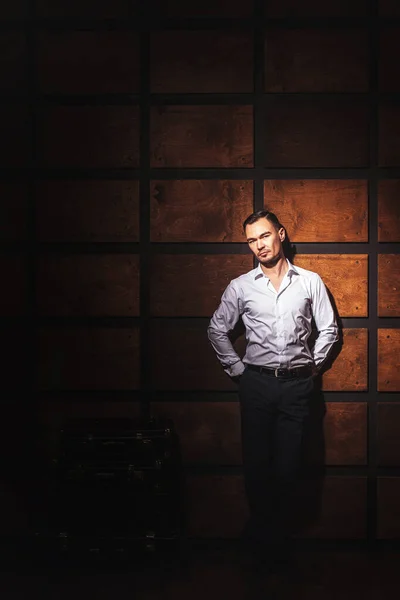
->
xmin=254 ymin=258 xmax=298 ymax=281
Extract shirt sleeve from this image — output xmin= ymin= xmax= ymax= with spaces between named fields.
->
xmin=311 ymin=274 xmax=339 ymax=369
xmin=207 ymin=281 xmax=245 ymax=378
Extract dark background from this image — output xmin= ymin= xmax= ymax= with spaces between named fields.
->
xmin=0 ymin=0 xmax=399 ymax=545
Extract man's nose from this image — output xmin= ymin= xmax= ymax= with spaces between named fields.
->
xmin=256 ymin=238 xmax=264 ymax=249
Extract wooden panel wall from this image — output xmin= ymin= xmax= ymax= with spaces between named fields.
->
xmin=1 ymin=0 xmax=399 ymax=544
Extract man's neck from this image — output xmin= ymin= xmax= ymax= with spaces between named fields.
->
xmin=260 ymin=255 xmax=288 ymax=279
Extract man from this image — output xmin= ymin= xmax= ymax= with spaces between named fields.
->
xmin=207 ymin=210 xmax=338 ymax=570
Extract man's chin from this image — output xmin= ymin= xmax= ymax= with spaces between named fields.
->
xmin=258 ymin=254 xmax=280 ymax=268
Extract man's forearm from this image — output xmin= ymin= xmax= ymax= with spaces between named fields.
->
xmin=207 ymin=326 xmax=245 ymax=378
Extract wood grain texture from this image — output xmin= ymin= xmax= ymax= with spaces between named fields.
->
xmin=36 ymin=180 xmax=139 ymax=242
xmin=150 ymin=180 xmax=253 ymax=243
xmin=264 ymin=96 xmax=369 ymax=167
xmin=264 ymin=180 xmax=368 ymax=242
xmin=151 ymin=32 xmax=252 ymax=93
xmin=149 ymin=320 xmax=246 ymax=391
xmin=265 ymin=29 xmax=368 ymax=93
xmin=0 ymin=184 xmax=28 ymax=241
xmin=150 ymin=0 xmax=253 ymax=17
xmin=323 ymin=403 xmax=367 ymax=465
xmin=36 ymin=0 xmax=142 ymax=17
xmin=378 ymin=254 xmax=400 ymax=317
xmin=294 ymin=254 xmax=368 ymax=317
xmin=378 ymin=180 xmax=400 ymax=241
xmin=379 ymin=28 xmax=400 ymax=92
xmin=38 ymin=327 xmax=140 ymax=390
xmin=298 ymin=477 xmax=367 ymax=539
xmin=377 ymin=478 xmax=400 ymax=538
xmin=0 ymin=105 xmax=29 ymax=167
xmin=322 ymin=329 xmax=368 ymax=392
xmin=0 ymin=256 xmax=27 ymax=316
xmin=150 ymin=105 xmax=253 ymax=168
xmin=37 ymin=31 xmax=140 ymax=94
xmin=36 ymin=254 xmax=140 ymax=316
xmin=150 ymin=254 xmax=253 ymax=316
xmin=378 ymin=403 xmax=400 ymax=466
xmin=151 ymin=402 xmax=241 ymax=465
xmin=378 ymin=329 xmax=400 ymax=391
xmin=186 ymin=475 xmax=248 ymax=537
xmin=265 ymin=0 xmax=367 ymax=17
xmin=379 ymin=101 xmax=400 ymax=167
xmin=0 ymin=32 xmax=26 ymax=93
xmin=40 ymin=106 xmax=140 ymax=168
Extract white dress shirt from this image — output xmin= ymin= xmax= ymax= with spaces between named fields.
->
xmin=208 ymin=259 xmax=339 ymax=378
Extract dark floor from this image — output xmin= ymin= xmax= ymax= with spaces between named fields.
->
xmin=1 ymin=539 xmax=400 ymax=599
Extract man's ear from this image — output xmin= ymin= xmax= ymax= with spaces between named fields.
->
xmin=279 ymin=227 xmax=286 ymax=241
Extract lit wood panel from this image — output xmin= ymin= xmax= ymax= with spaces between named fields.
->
xmin=298 ymin=477 xmax=367 ymax=539
xmin=38 ymin=327 xmax=140 ymax=390
xmin=0 ymin=105 xmax=29 ymax=167
xmin=40 ymin=106 xmax=140 ymax=168
xmin=377 ymin=478 xmax=400 ymax=538
xmin=151 ymin=402 xmax=241 ymax=465
xmin=0 ymin=256 xmax=27 ymax=316
xmin=151 ymin=32 xmax=252 ymax=93
xmin=378 ymin=255 xmax=400 ymax=317
xmin=0 ymin=184 xmax=28 ymax=241
xmin=264 ymin=180 xmax=368 ymax=242
xmin=150 ymin=105 xmax=253 ymax=168
xmin=37 ymin=31 xmax=140 ymax=94
xmin=378 ymin=403 xmax=400 ymax=466
xmin=150 ymin=320 xmax=246 ymax=391
xmin=0 ymin=32 xmax=26 ymax=93
xmin=265 ymin=0 xmax=367 ymax=16
xmin=150 ymin=0 xmax=253 ymax=17
xmin=379 ymin=101 xmax=400 ymax=167
xmin=378 ymin=180 xmax=400 ymax=242
xmin=36 ymin=0 xmax=141 ymax=17
xmin=265 ymin=29 xmax=367 ymax=93
xmin=265 ymin=97 xmax=369 ymax=167
xmin=36 ymin=180 xmax=139 ymax=243
xmin=37 ymin=254 xmax=140 ymax=316
xmin=378 ymin=329 xmax=400 ymax=392
xmin=295 ymin=254 xmax=368 ymax=317
xmin=322 ymin=329 xmax=368 ymax=392
xmin=150 ymin=254 xmax=253 ymax=317
xmin=186 ymin=475 xmax=248 ymax=538
xmin=323 ymin=403 xmax=367 ymax=465
xmin=150 ymin=180 xmax=253 ymax=243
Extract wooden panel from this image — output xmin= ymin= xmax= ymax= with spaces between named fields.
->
xmin=150 ymin=0 xmax=252 ymax=17
xmin=150 ymin=180 xmax=253 ymax=243
xmin=0 ymin=33 xmax=26 ymax=93
xmin=378 ymin=329 xmax=400 ymax=392
xmin=377 ymin=478 xmax=400 ymax=538
xmin=298 ymin=477 xmax=367 ymax=539
xmin=265 ymin=29 xmax=368 ymax=93
xmin=38 ymin=327 xmax=140 ymax=390
xmin=295 ymin=254 xmax=368 ymax=317
xmin=378 ymin=180 xmax=400 ymax=242
xmin=36 ymin=180 xmax=139 ymax=243
xmin=36 ymin=254 xmax=140 ymax=316
xmin=37 ymin=32 xmax=140 ymax=95
xmin=151 ymin=32 xmax=252 ymax=93
xmin=265 ymin=97 xmax=369 ymax=168
xmin=379 ymin=0 xmax=400 ymax=16
xmin=379 ymin=28 xmax=400 ymax=93
xmin=36 ymin=0 xmax=142 ymax=17
xmin=150 ymin=254 xmax=253 ymax=317
xmin=0 ymin=105 xmax=29 ymax=167
xmin=323 ymin=403 xmax=367 ymax=465
xmin=378 ymin=403 xmax=400 ymax=466
xmin=150 ymin=105 xmax=253 ymax=168
xmin=2 ymin=327 xmax=29 ymax=390
xmin=378 ymin=255 xmax=400 ymax=317
xmin=150 ymin=320 xmax=246 ymax=391
xmin=186 ymin=475 xmax=248 ymax=537
xmin=264 ymin=180 xmax=368 ymax=242
xmin=0 ymin=0 xmax=27 ymax=18
xmin=0 ymin=184 xmax=28 ymax=241
xmin=322 ymin=329 xmax=368 ymax=392
xmin=151 ymin=402 xmax=241 ymax=465
xmin=0 ymin=256 xmax=27 ymax=315
xmin=265 ymin=0 xmax=367 ymax=17
xmin=40 ymin=106 xmax=139 ymax=168
xmin=379 ymin=101 xmax=400 ymax=167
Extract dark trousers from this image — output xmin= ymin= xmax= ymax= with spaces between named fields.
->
xmin=239 ymin=366 xmax=313 ymax=551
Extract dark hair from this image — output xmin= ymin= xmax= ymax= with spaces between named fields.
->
xmin=242 ymin=209 xmax=283 ymax=233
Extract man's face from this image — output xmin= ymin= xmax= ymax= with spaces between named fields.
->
xmin=245 ymin=217 xmax=285 ymax=267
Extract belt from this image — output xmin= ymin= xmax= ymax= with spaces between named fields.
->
xmin=246 ymin=364 xmax=312 ymax=379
